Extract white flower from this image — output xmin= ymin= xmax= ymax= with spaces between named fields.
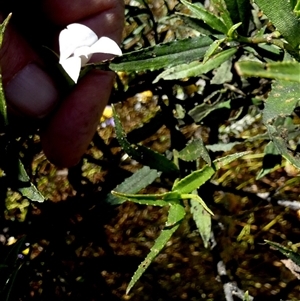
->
xmin=59 ymin=23 xmax=122 ymax=83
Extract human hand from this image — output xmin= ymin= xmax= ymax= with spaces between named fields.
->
xmin=0 ymin=0 xmax=124 ymax=167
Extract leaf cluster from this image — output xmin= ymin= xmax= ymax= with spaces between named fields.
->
xmin=1 ymin=0 xmax=300 ymax=299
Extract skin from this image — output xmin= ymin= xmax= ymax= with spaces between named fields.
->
xmin=0 ymin=0 xmax=124 ymax=167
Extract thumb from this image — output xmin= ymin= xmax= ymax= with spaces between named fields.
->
xmin=0 ymin=13 xmax=59 ymax=118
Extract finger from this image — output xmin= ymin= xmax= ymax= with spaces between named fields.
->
xmin=43 ymin=0 xmax=124 ymax=43
xmin=41 ymin=70 xmax=114 ymax=167
xmin=43 ymin=0 xmax=123 ymax=30
xmin=0 ymin=14 xmax=59 ymax=117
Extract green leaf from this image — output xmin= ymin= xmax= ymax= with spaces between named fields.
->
xmin=180 ymin=0 xmax=228 ymax=34
xmin=113 ymin=105 xmax=179 ymax=174
xmin=224 ymin=0 xmax=251 ymax=33
xmin=256 ymin=141 xmax=281 ymax=179
xmin=110 ymin=36 xmax=213 ymax=72
xmin=172 ymin=165 xmax=215 ymax=194
xmin=210 ymin=0 xmax=233 ymax=30
xmin=189 ymin=99 xmax=231 ymax=123
xmin=106 ymin=166 xmax=160 ymax=205
xmin=126 ymin=213 xmax=180 ymax=294
xmin=173 ymin=151 xmax=250 ymax=194
xmin=211 ymin=0 xmax=234 ymax=30
xmin=266 ymin=123 xmax=300 ymax=169
xmin=203 ymin=38 xmax=225 ymax=63
xmin=178 ymin=138 xmax=211 ymax=165
xmin=256 ymin=43 xmax=283 ymax=62
xmin=178 ymin=14 xmax=223 ymax=36
xmin=263 ymin=79 xmax=300 ymax=124
xmin=0 ymin=14 xmax=11 ymax=129
xmin=211 ymin=58 xmax=233 ymax=84
xmin=181 ymin=193 xmax=214 ymax=215
xmin=243 ymin=291 xmax=251 ymax=301
xmin=154 ymin=47 xmax=237 ymax=82
xmin=191 ymin=197 xmax=211 ymax=248
xmin=294 ymin=0 xmax=300 ymax=16
xmin=135 ymin=144 xmax=179 ymax=174
xmin=165 ymin=203 xmax=186 ymax=227
xmin=213 ymin=151 xmax=250 ymax=169
xmin=235 ymin=61 xmax=300 ymax=83
xmin=265 ymin=240 xmax=300 ymax=266
xmin=0 ymin=14 xmax=11 ymax=48
xmin=255 ymin=0 xmax=300 ymax=49
xmin=227 ymin=22 xmax=242 ymax=38
xmin=0 ymin=65 xmax=7 ymax=130
xmin=111 ymin=190 xmax=180 ymax=207
xmin=290 ymin=0 xmax=298 ymax=9
xmin=17 ymin=160 xmax=45 ymax=202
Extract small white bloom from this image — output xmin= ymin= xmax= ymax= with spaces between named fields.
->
xmin=59 ymin=23 xmax=122 ymax=83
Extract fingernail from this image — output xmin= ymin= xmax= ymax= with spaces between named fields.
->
xmin=5 ymin=63 xmax=59 ymax=118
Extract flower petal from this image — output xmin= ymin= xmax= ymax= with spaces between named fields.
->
xmin=89 ymin=36 xmax=122 ymax=56
xmin=59 ymin=56 xmax=82 ymax=83
xmin=59 ymin=23 xmax=98 ymax=62
xmin=74 ymin=46 xmax=93 ymax=65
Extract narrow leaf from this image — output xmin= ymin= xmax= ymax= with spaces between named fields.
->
xmin=294 ymin=0 xmax=300 ymax=16
xmin=173 ymin=151 xmax=249 ymax=194
xmin=111 ymin=191 xmax=170 ymax=207
xmin=0 ymin=14 xmax=11 ymax=129
xmin=178 ymin=138 xmax=211 ymax=165
xmin=184 ymin=193 xmax=214 ymax=216
xmin=110 ymin=36 xmax=213 ymax=72
xmin=213 ymin=151 xmax=250 ymax=169
xmin=266 ymin=124 xmax=300 ymax=169
xmin=235 ymin=61 xmax=300 ymax=83
xmin=254 ymin=0 xmax=300 ymax=49
xmin=203 ymin=38 xmax=225 ymax=63
xmin=180 ymin=0 xmax=228 ymax=34
xmin=0 ymin=14 xmax=11 ymax=48
xmin=106 ymin=166 xmax=160 ymax=205
xmin=0 ymin=65 xmax=7 ymax=130
xmin=172 ymin=165 xmax=215 ymax=194
xmin=191 ymin=198 xmax=211 ymax=248
xmin=18 ymin=160 xmax=45 ymax=202
xmin=211 ymin=0 xmax=234 ymax=30
xmin=224 ymin=0 xmax=251 ymax=33
xmin=113 ymin=106 xmax=179 ymax=174
xmin=227 ymin=22 xmax=242 ymax=38
xmin=135 ymin=144 xmax=179 ymax=174
xmin=189 ymin=99 xmax=231 ymax=123
xmin=154 ymin=47 xmax=237 ymax=82
xmin=165 ymin=203 xmax=186 ymax=227
xmin=265 ymin=240 xmax=300 ymax=266
xmin=111 ymin=190 xmax=181 ymax=207
xmin=126 ymin=220 xmax=180 ymax=294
